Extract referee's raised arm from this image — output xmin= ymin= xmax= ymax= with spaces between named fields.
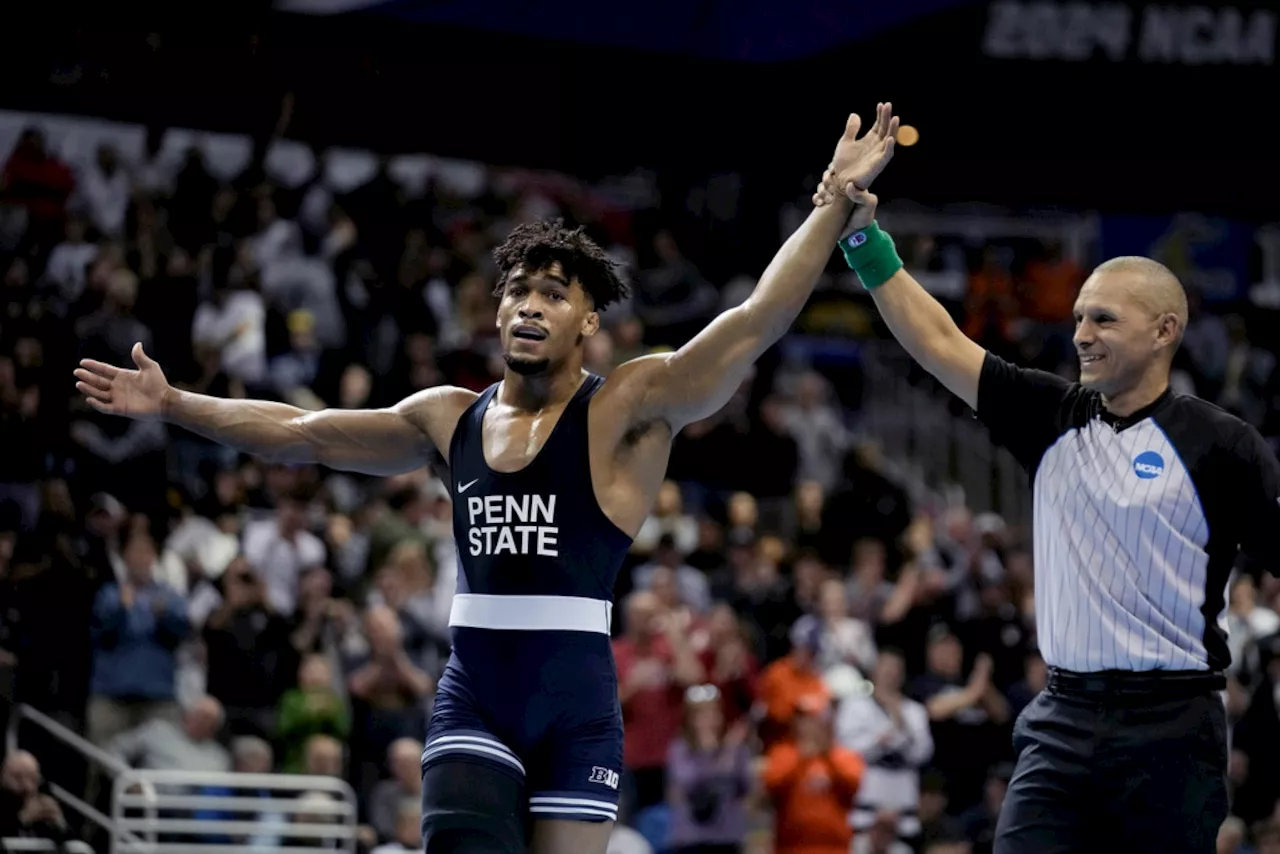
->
xmin=819 ymin=188 xmax=986 ymax=411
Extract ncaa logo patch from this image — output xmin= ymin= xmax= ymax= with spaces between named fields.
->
xmin=1133 ymin=450 xmax=1165 ymax=479
xmin=588 ymin=766 xmax=619 ymax=790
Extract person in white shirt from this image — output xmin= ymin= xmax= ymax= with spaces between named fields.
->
xmin=79 ymin=145 xmax=131 ymax=239
xmin=192 ymin=283 xmax=268 ymax=386
xmin=42 ymin=214 xmax=98 ymax=304
xmin=836 ymin=648 xmax=933 ymax=839
xmin=241 ymin=488 xmax=326 ymax=617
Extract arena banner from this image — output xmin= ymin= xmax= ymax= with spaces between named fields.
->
xmin=1099 ymin=214 xmax=1254 ymax=303
xmin=274 ymin=0 xmax=982 ymax=62
xmin=980 ymin=0 xmax=1276 ymax=65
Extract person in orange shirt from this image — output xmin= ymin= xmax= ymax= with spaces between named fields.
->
xmin=764 ymin=694 xmax=866 ymax=854
xmin=756 ymin=620 xmax=829 ymax=750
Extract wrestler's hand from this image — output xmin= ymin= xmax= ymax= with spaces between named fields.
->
xmin=75 ymin=342 xmax=172 ymax=420
xmin=814 ymin=102 xmax=899 ymax=206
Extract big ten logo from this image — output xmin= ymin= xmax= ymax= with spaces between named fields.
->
xmin=983 ymin=1 xmax=1276 ymax=65
xmin=465 ymin=494 xmax=559 ymax=557
xmin=588 ymin=766 xmax=620 ymax=789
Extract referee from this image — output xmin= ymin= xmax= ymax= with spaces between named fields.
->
xmin=814 ymin=175 xmax=1280 ymax=851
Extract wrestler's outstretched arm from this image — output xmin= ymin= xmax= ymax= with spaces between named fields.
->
xmin=74 ymin=343 xmax=475 ymax=476
xmin=610 ymin=103 xmax=900 ymax=431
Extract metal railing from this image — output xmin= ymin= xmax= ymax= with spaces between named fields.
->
xmin=110 ymin=769 xmax=358 ymax=854
xmin=5 ymin=703 xmax=150 ymax=845
xmin=858 ymin=339 xmax=1031 ymax=528
xmin=0 ymin=841 xmax=94 ymax=853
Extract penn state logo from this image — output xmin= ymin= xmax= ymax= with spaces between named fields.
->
xmin=1133 ymin=451 xmax=1165 ymax=479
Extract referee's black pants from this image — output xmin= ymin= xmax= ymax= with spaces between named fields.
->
xmin=994 ymin=669 xmax=1228 ymax=854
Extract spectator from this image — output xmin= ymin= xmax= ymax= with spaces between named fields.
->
xmin=802 ymin=576 xmax=877 ymax=675
xmin=665 ymin=684 xmax=754 ymax=854
xmin=197 ymin=736 xmax=287 ymax=848
xmin=691 ymin=603 xmax=758 ymax=726
xmin=108 ymin=695 xmax=231 ymax=772
xmin=756 ymin=619 xmax=829 ymax=750
xmin=908 ymin=630 xmax=1010 ymax=811
xmin=278 ymin=653 xmax=351 ymax=774
xmin=370 ymin=798 xmax=423 ymax=854
xmin=41 ymin=213 xmax=97 ymax=304
xmin=836 ymin=648 xmax=934 ymax=839
xmin=241 ymin=486 xmax=327 ymax=617
xmin=87 ymin=526 xmax=190 ymax=747
xmin=368 ymin=738 xmax=425 ymax=843
xmin=633 ymin=480 xmax=699 ymax=557
xmin=346 ymin=606 xmax=432 ymax=798
xmin=614 ymin=590 xmax=705 ymax=813
xmin=0 ymin=750 xmax=67 ymax=841
xmin=77 ymin=144 xmax=131 ymax=239
xmin=303 ymin=734 xmax=346 ymax=779
xmin=203 ymin=557 xmax=296 ymax=736
xmin=763 ymin=693 xmax=864 ymax=854
xmin=780 ymin=372 xmax=851 ymax=492
xmin=633 ymin=534 xmax=712 ymax=614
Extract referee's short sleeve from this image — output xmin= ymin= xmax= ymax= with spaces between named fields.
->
xmin=975 ymin=351 xmax=1077 ymax=473
xmin=1232 ymin=424 xmax=1280 ymax=575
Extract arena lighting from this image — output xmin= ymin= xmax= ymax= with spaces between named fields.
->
xmin=897 ymin=125 xmax=920 ymax=146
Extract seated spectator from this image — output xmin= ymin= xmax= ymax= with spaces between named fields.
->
xmin=368 ymin=737 xmax=425 ymax=843
xmin=665 ymin=684 xmax=753 ymax=854
xmin=756 ymin=620 xmax=829 ymax=750
xmin=370 ymin=797 xmax=423 ymax=854
xmin=278 ymin=653 xmax=351 ymax=774
xmin=203 ymin=557 xmax=295 ymax=737
xmin=107 ymin=695 xmax=231 ymax=773
xmin=289 ymin=790 xmax=345 ymax=850
xmin=836 ymin=648 xmax=933 ymax=839
xmin=87 ymin=526 xmax=190 ymax=747
xmin=197 ymin=736 xmax=287 ymax=848
xmin=763 ymin=694 xmax=864 ymax=854
xmin=0 ymin=750 xmax=67 ymax=841
xmin=303 ymin=734 xmax=346 ymax=779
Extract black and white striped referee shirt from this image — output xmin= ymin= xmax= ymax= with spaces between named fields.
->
xmin=976 ymin=353 xmax=1280 ymax=674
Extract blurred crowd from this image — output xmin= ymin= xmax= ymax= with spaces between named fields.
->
xmin=0 ymin=112 xmax=1278 ymax=854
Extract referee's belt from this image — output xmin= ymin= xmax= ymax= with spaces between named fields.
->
xmin=1047 ymin=667 xmax=1225 ymax=700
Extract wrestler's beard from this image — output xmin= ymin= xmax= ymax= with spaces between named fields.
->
xmin=503 ymin=352 xmax=551 ymax=376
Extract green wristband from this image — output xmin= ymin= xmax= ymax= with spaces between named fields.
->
xmin=838 ymin=221 xmax=904 ymax=291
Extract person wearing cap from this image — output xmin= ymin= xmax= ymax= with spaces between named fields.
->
xmin=763 ymin=693 xmax=865 ymax=854
xmin=756 ymin=618 xmax=830 ymax=751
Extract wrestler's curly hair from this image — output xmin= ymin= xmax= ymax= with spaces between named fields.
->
xmin=492 ymin=219 xmax=628 ymax=310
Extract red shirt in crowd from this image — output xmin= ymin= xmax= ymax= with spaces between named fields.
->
xmin=613 ymin=634 xmax=685 ymax=770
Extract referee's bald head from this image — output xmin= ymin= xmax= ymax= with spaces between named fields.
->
xmin=1073 ymin=256 xmax=1188 ymax=397
xmin=1092 ymin=256 xmax=1189 ymax=341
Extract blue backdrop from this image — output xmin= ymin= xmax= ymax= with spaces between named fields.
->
xmin=1100 ymin=214 xmax=1253 ymax=303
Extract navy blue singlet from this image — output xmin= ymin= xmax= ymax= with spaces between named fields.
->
xmin=423 ymin=374 xmax=634 ymax=823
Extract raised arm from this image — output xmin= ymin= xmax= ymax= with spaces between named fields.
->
xmin=613 ymin=105 xmax=900 ymax=431
xmin=817 ymin=176 xmax=986 ymax=411
xmin=75 ymin=343 xmax=475 ymax=476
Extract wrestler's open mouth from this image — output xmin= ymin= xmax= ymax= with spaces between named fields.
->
xmin=513 ymin=325 xmax=547 ymax=341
